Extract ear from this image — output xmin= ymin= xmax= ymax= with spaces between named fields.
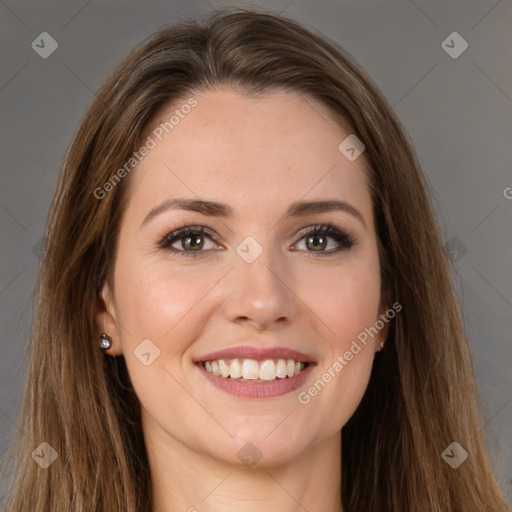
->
xmin=95 ymin=281 xmax=123 ymax=356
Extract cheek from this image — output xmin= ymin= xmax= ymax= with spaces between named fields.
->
xmin=295 ymin=256 xmax=381 ymax=339
xmin=114 ymin=256 xmax=213 ymax=342
xmin=321 ymin=349 xmax=375 ymax=432
xmin=293 ymin=258 xmax=380 ymax=427
xmin=113 ymin=259 xmax=210 ymax=405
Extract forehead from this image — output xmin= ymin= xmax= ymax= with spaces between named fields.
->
xmin=125 ymin=88 xmax=372 ymax=224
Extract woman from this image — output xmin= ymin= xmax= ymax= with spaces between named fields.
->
xmin=1 ymin=8 xmax=510 ymax=511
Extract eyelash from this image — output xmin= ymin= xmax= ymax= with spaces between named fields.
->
xmin=158 ymin=221 xmax=356 ymax=258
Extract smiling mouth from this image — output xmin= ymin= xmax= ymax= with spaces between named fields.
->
xmin=200 ymin=358 xmax=309 ymax=382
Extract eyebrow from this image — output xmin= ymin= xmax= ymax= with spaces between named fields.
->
xmin=141 ymin=197 xmax=366 ymax=229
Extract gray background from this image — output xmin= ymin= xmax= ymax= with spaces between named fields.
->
xmin=1 ymin=0 xmax=511 ymax=504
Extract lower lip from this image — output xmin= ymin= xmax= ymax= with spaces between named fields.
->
xmin=197 ymin=362 xmax=315 ymax=398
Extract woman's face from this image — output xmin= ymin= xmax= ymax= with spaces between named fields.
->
xmin=99 ymin=88 xmax=388 ymax=467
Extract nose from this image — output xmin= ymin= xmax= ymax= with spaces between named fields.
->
xmin=222 ymin=244 xmax=299 ymax=331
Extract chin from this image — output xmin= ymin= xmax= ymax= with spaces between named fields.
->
xmin=204 ymin=428 xmax=309 ymax=469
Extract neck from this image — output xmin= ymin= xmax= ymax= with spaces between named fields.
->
xmin=144 ymin=413 xmax=343 ymax=512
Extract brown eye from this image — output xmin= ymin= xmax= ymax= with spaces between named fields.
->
xmin=293 ymin=223 xmax=356 ymax=254
xmin=180 ymin=234 xmax=205 ymax=251
xmin=160 ymin=226 xmax=219 ymax=257
xmin=305 ymin=233 xmax=328 ymax=251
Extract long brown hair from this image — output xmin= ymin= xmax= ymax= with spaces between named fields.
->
xmin=1 ymin=7 xmax=510 ymax=511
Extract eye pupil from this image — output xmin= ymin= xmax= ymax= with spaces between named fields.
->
xmin=307 ymin=234 xmax=326 ymax=251
xmin=183 ymin=235 xmax=204 ymax=251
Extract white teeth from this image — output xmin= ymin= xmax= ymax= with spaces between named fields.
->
xmin=202 ymin=357 xmax=307 ymax=381
xmin=242 ymin=359 xmax=260 ymax=380
xmin=260 ymin=360 xmax=277 ymax=381
xmin=229 ymin=359 xmax=242 ymax=378
xmin=286 ymin=359 xmax=295 ymax=377
xmin=219 ymin=359 xmax=230 ymax=378
xmin=276 ymin=359 xmax=288 ymax=378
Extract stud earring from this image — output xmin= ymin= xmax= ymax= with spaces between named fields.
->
xmin=100 ymin=333 xmax=112 ymax=351
xmin=379 ymin=341 xmax=385 ymax=349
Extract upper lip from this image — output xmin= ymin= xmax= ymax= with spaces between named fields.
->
xmin=195 ymin=345 xmax=316 ymax=363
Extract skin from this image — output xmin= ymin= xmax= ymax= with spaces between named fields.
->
xmin=96 ymin=88 xmax=389 ymax=512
